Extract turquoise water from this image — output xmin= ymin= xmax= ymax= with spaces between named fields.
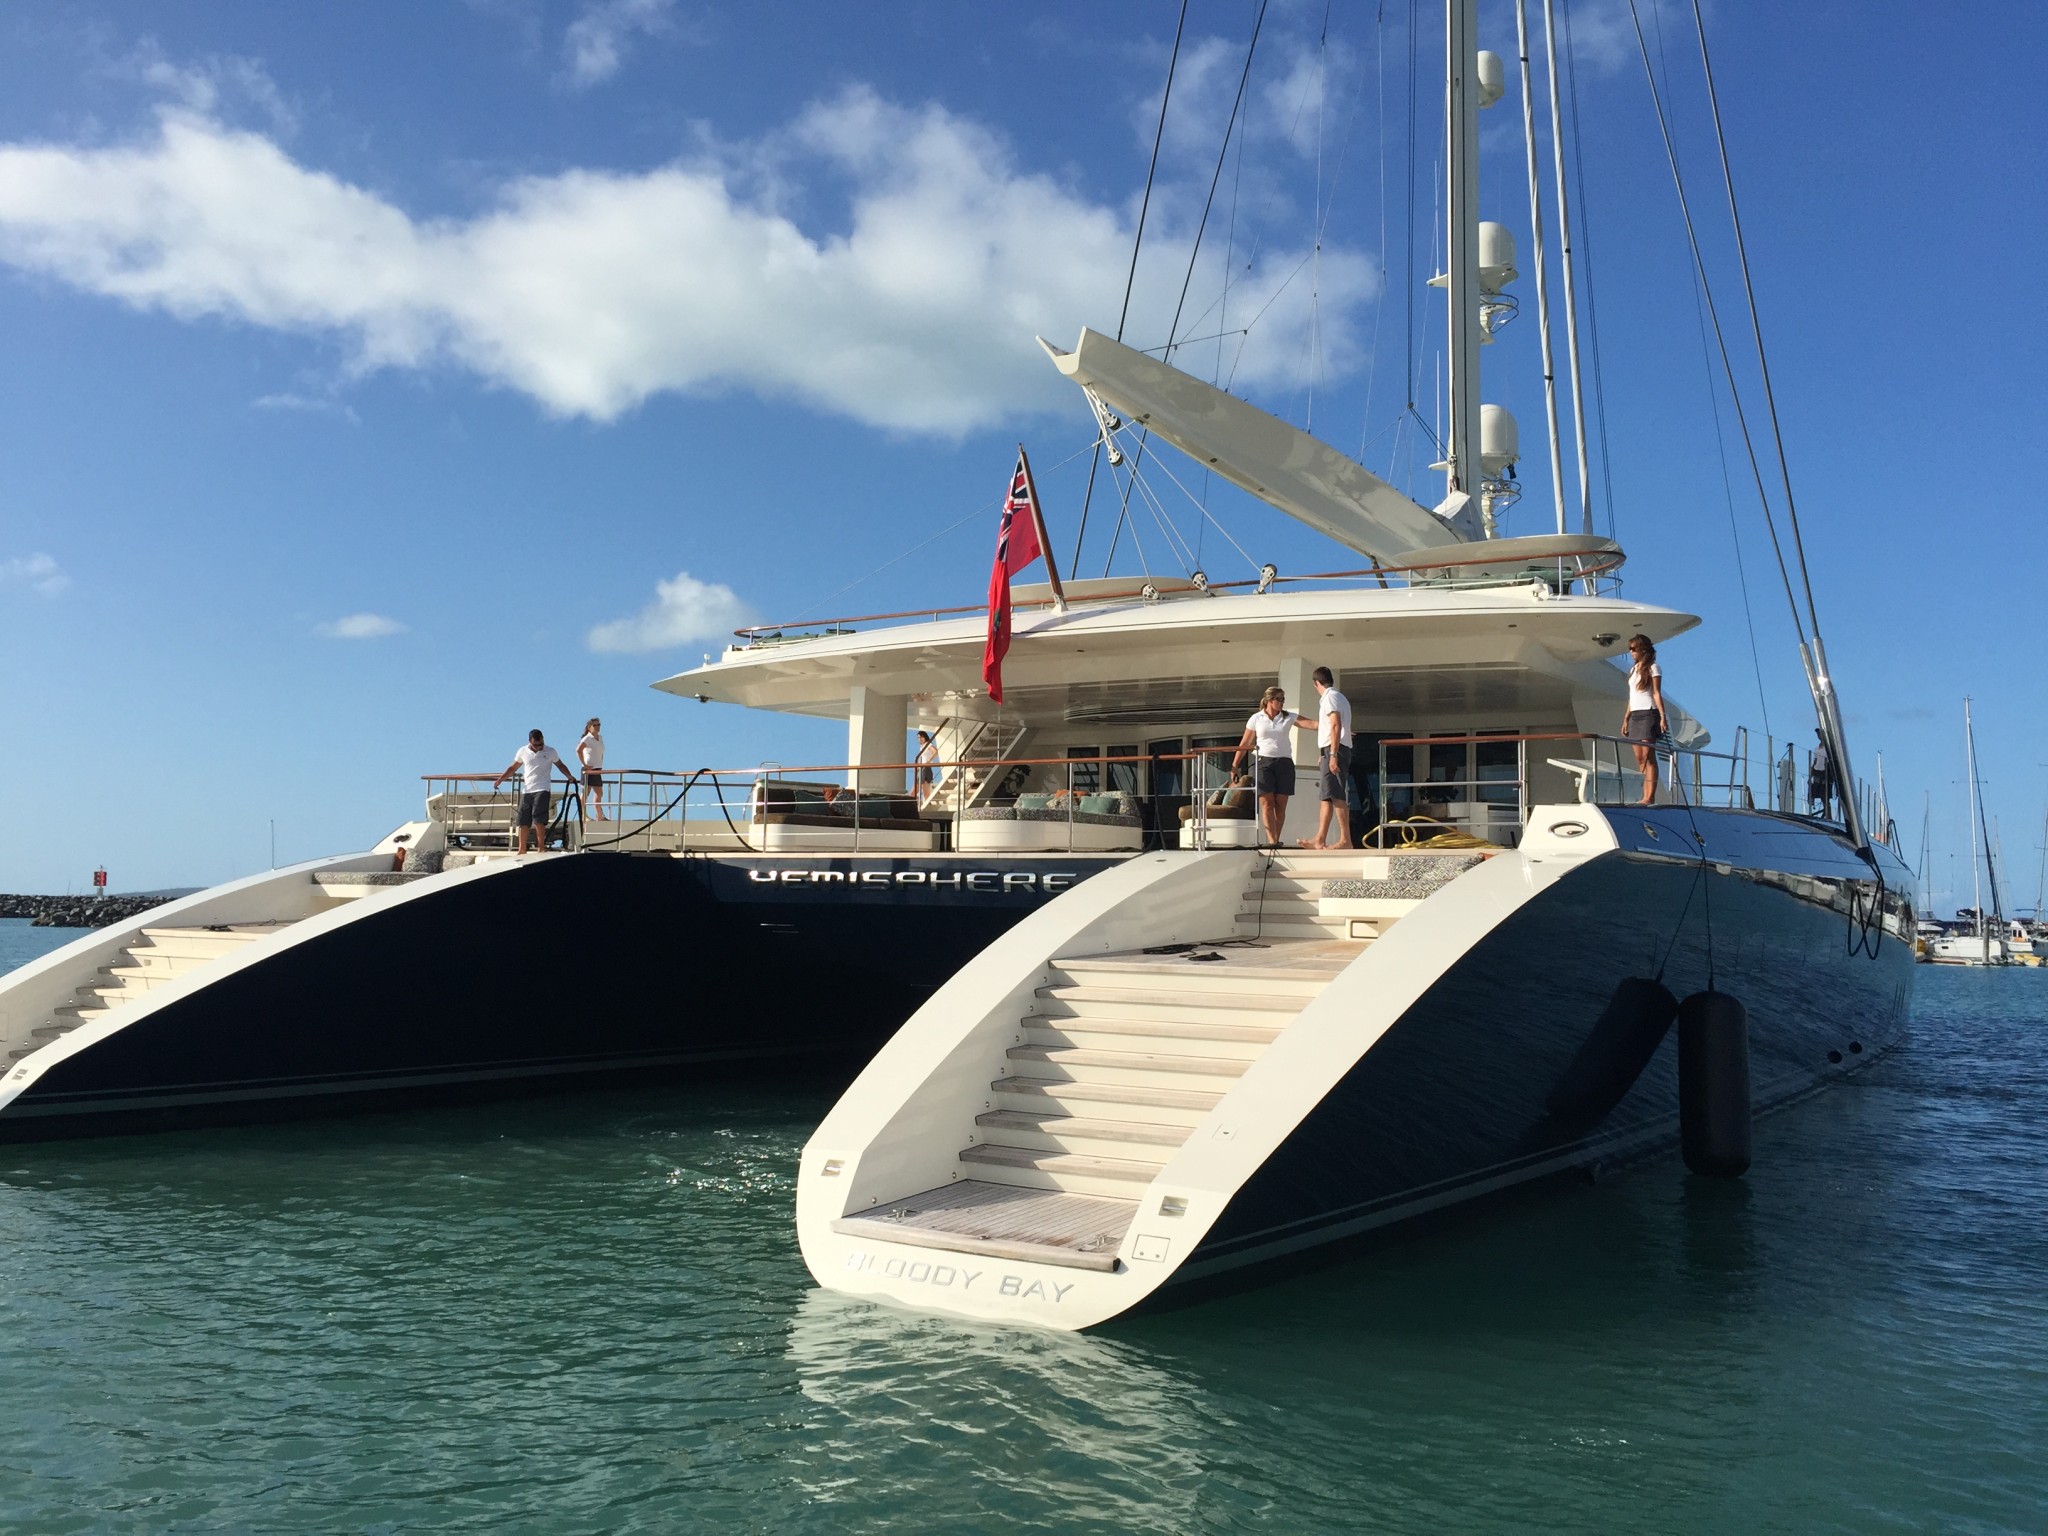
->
xmin=2 ymin=916 xmax=2044 ymax=1532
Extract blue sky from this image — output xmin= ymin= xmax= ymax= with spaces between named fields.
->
xmin=0 ymin=1 xmax=2042 ymax=914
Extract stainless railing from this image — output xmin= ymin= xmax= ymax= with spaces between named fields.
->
xmin=420 ymin=748 xmax=1257 ymax=857
xmin=1374 ymin=728 xmax=1766 ymax=846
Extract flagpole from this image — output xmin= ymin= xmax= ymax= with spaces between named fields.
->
xmin=1017 ymin=445 xmax=1067 ymax=612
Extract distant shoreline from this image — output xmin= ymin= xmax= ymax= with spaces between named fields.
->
xmin=0 ymin=893 xmax=181 ymax=929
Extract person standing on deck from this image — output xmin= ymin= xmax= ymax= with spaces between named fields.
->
xmin=1231 ymin=686 xmax=1304 ymax=848
xmin=577 ymin=717 xmax=607 ymax=821
xmin=492 ymin=729 xmax=579 ymax=856
xmin=913 ymin=730 xmax=938 ymax=808
xmin=1299 ymin=667 xmax=1354 ymax=850
xmin=1621 ymin=634 xmax=1667 ymax=807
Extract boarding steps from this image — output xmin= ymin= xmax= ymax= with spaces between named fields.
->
xmin=836 ymin=853 xmax=1387 ymax=1268
xmin=830 ymin=850 xmax=1497 ymax=1271
xmin=4 ymin=922 xmax=290 ymax=1065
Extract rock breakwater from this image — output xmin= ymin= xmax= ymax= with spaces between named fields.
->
xmin=0 ymin=894 xmax=171 ymax=929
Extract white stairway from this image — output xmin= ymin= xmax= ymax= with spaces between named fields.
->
xmin=825 ymin=849 xmax=1495 ymax=1275
xmin=969 ymin=944 xmax=1356 ymax=1197
xmin=5 ymin=923 xmax=286 ymax=1065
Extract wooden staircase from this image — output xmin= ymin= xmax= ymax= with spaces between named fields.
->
xmin=5 ymin=923 xmax=287 ymax=1065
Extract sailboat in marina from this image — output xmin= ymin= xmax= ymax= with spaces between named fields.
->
xmin=1930 ymin=698 xmax=2012 ymax=967
xmin=795 ymin=0 xmax=1918 ymax=1328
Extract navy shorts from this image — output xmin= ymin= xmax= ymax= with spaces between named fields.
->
xmin=1624 ymin=710 xmax=1661 ymax=745
xmin=516 ymin=790 xmax=552 ymax=827
xmin=1254 ymin=757 xmax=1296 ymax=796
xmin=1319 ymin=744 xmax=1353 ymax=802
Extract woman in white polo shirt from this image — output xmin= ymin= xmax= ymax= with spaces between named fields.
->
xmin=1620 ymin=634 xmax=1666 ymax=806
xmin=1231 ymin=685 xmax=1307 ymax=847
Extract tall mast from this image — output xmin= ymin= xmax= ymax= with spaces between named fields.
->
xmin=1970 ymin=699 xmax=2005 ymax=926
xmin=2035 ymin=800 xmax=2047 ymax=922
xmin=1511 ymin=0 xmax=1563 ymax=535
xmin=1965 ymin=698 xmax=1986 ymax=938
xmin=1443 ymin=0 xmax=1483 ymax=513
xmin=1540 ymin=0 xmax=1593 ymax=536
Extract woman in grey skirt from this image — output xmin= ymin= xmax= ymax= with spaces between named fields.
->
xmin=1621 ymin=634 xmax=1666 ymax=805
xmin=1232 ymin=685 xmax=1306 ymax=846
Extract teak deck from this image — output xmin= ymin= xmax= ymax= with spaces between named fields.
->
xmin=833 ymin=1179 xmax=1138 ymax=1271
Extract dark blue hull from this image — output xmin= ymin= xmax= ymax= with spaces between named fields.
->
xmin=1180 ymin=808 xmax=1916 ymax=1285
xmin=2 ymin=851 xmax=1117 ymax=1139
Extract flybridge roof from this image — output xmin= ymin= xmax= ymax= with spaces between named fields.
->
xmin=651 ymin=582 xmax=1701 ymax=725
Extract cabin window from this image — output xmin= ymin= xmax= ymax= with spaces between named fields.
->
xmin=1065 ymin=745 xmax=1102 ymax=795
xmin=1148 ymin=739 xmax=1185 ymax=801
xmin=1107 ymin=744 xmax=1142 ymax=797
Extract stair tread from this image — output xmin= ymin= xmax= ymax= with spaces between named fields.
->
xmin=1056 ymin=953 xmax=1351 ymax=984
xmin=1023 ymin=1017 xmax=1281 ymax=1043
xmin=974 ymin=1110 xmax=1191 ymax=1145
xmin=1037 ymin=984 xmax=1308 ymax=1011
xmin=1007 ymin=1045 xmax=1249 ymax=1076
xmin=992 ymin=1075 xmax=1223 ymax=1111
xmin=959 ymin=1144 xmax=1159 ymax=1181
xmin=140 ymin=925 xmax=273 ymax=939
xmin=831 ymin=1180 xmax=1133 ymax=1272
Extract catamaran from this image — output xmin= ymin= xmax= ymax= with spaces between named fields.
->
xmin=793 ymin=0 xmax=1918 ymax=1328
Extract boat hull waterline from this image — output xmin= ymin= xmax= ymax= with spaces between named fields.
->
xmin=798 ymin=807 xmax=1915 ymax=1329
xmin=0 ymin=851 xmax=1115 ymax=1139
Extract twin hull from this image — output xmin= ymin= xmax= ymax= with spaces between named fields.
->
xmin=0 ymin=851 xmax=1115 ymax=1138
xmin=798 ymin=807 xmax=1916 ymax=1329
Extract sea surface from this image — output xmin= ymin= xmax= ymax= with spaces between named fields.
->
xmin=1 ymin=915 xmax=2044 ymax=1533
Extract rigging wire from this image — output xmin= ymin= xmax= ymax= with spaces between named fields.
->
xmin=1559 ymin=0 xmax=1618 ymax=541
xmin=1104 ymin=0 xmax=1270 ymax=576
xmin=791 ymin=438 xmax=1100 ymax=622
xmin=1687 ymin=0 xmax=1822 ymax=638
xmin=1625 ymin=0 xmax=1807 ymax=648
xmin=1106 ymin=424 xmax=1266 ymax=575
xmin=1358 ymin=1 xmax=1390 ymax=461
xmin=1687 ymin=269 xmax=1773 ymax=738
xmin=1070 ymin=0 xmax=1190 ymax=573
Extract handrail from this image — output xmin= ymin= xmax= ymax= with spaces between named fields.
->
xmin=729 ymin=541 xmax=1625 ymax=643
xmin=421 ymin=748 xmax=1254 ymax=857
xmin=428 ymin=749 xmax=1236 ymax=784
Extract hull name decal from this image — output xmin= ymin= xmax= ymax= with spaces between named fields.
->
xmin=746 ymin=869 xmax=1076 ymax=892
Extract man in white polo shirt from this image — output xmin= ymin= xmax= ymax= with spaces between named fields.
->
xmin=1301 ymin=666 xmax=1353 ymax=850
xmin=490 ymin=728 xmax=580 ymax=856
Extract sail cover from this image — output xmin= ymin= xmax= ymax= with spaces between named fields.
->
xmin=1042 ymin=328 xmax=1465 ymax=563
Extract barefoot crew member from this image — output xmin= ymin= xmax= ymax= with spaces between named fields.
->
xmin=1301 ymin=666 xmax=1353 ymax=850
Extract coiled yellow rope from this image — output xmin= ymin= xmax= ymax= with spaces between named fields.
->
xmin=1366 ymin=816 xmax=1500 ymax=851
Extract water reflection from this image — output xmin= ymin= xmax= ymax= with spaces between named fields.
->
xmin=786 ymin=1289 xmax=1212 ymax=1533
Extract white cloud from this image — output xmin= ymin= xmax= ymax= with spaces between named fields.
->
xmin=130 ymin=48 xmax=299 ymax=137
xmin=0 ymin=553 xmax=69 ymax=596
xmin=254 ymin=391 xmax=361 ymax=422
xmin=587 ymin=570 xmax=750 ymax=653
xmin=0 ymin=84 xmax=1374 ymax=436
xmin=563 ymin=0 xmax=679 ymax=87
xmin=315 ymin=612 xmax=406 ymax=639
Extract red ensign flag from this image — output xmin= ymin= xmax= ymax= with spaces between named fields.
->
xmin=981 ymin=449 xmax=1047 ymax=704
